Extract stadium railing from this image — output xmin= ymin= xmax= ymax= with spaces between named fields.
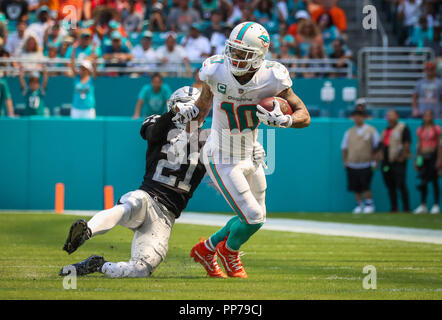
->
xmin=357 ymin=47 xmax=435 ymax=115
xmin=0 ymin=57 xmax=354 ymax=78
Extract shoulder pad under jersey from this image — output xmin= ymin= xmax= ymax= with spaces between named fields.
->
xmin=199 ymin=55 xmax=225 ymax=83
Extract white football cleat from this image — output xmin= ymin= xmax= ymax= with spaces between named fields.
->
xmin=363 ymin=205 xmax=375 ymax=214
xmin=353 ymin=205 xmax=363 ymax=214
xmin=413 ymin=205 xmax=427 ymax=214
xmin=430 ymin=205 xmax=440 ymax=214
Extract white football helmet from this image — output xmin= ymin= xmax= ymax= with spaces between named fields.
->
xmin=224 ymin=22 xmax=270 ymax=76
xmin=166 ymin=86 xmax=201 ymax=129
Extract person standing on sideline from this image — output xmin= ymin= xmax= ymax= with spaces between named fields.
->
xmin=132 ymin=73 xmax=172 ymax=119
xmin=413 ymin=109 xmax=441 ymax=214
xmin=412 ymin=61 xmax=442 ymax=118
xmin=341 ymin=102 xmax=380 ymax=214
xmin=380 ymin=109 xmax=412 ymax=212
xmin=70 ymin=41 xmax=97 ymax=119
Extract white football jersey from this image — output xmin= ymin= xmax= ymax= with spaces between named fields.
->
xmin=199 ymin=54 xmax=292 ymax=160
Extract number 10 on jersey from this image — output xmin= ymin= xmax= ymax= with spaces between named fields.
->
xmin=220 ymin=102 xmax=259 ymax=132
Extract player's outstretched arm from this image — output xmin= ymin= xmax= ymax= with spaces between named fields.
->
xmin=194 ymin=82 xmax=213 ymax=127
xmin=277 ymin=87 xmax=310 ymax=128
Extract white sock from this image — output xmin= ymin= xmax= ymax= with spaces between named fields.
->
xmin=87 ymin=204 xmax=130 ymax=236
xmin=205 ymin=238 xmax=215 ymax=251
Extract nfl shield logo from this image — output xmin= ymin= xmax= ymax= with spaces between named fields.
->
xmin=238 ymin=88 xmax=244 ymax=94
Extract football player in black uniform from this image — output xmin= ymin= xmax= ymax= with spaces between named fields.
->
xmin=58 ymin=86 xmax=225 ymax=278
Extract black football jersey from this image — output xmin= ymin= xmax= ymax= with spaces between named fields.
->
xmin=139 ymin=111 xmax=206 ymax=218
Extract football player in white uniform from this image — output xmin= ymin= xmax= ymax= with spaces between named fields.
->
xmin=187 ymin=22 xmax=310 ymax=278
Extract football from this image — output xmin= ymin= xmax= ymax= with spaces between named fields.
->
xmin=258 ymin=97 xmax=293 ymax=115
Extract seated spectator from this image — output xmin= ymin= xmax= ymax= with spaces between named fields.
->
xmin=102 ymin=31 xmax=133 ymax=66
xmin=5 ymin=20 xmax=27 ymax=56
xmin=414 ymin=109 xmax=441 ymax=214
xmin=43 ymin=23 xmax=67 ymax=56
xmin=276 ymin=0 xmax=289 ymax=23
xmin=238 ymin=3 xmax=256 ymax=23
xmin=302 ymin=42 xmax=327 ymax=78
xmin=0 ymin=0 xmax=28 ymax=25
xmin=26 ymin=5 xmax=52 ymax=47
xmin=148 ymin=2 xmax=166 ymax=32
xmin=226 ymin=0 xmax=248 ymax=26
xmin=122 ymin=0 xmax=144 ymax=33
xmin=60 ymin=35 xmax=74 ymax=58
xmin=409 ymin=15 xmax=434 ymax=48
xmin=203 ymin=9 xmax=224 ymax=40
xmin=317 ymin=12 xmax=339 ymax=56
xmin=288 ymin=10 xmax=310 ymax=38
xmin=253 ymin=0 xmax=276 ymax=27
xmin=167 ymin=0 xmax=201 ymax=33
xmin=181 ymin=23 xmax=211 ymax=61
xmin=273 ymin=21 xmax=297 ymax=57
xmin=0 ymin=73 xmax=14 ymax=116
xmin=65 ymin=29 xmax=101 ymax=61
xmin=132 ymin=72 xmax=172 ymax=118
xmin=17 ymin=33 xmax=44 ymax=71
xmin=210 ymin=25 xmax=231 ymax=55
xmin=131 ymin=31 xmax=156 ymax=62
xmin=328 ymin=38 xmax=352 ymax=77
xmin=18 ymin=65 xmax=48 ymax=116
xmin=412 ymin=61 xmax=442 ymax=118
xmin=156 ymin=32 xmax=192 ymax=77
xmin=311 ymin=0 xmax=347 ymax=33
xmin=295 ymin=19 xmax=323 ymax=57
xmin=194 ymin=0 xmax=219 ymax=20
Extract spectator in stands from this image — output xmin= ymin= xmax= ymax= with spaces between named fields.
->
xmin=18 ymin=65 xmax=48 ymax=116
xmin=318 ymin=12 xmax=339 ymax=55
xmin=194 ymin=0 xmax=219 ymax=21
xmin=5 ymin=20 xmax=26 ymax=56
xmin=225 ymin=0 xmax=247 ymax=26
xmin=276 ymin=0 xmax=289 ymax=23
xmin=0 ymin=0 xmax=28 ymax=24
xmin=409 ymin=15 xmax=434 ymax=48
xmin=131 ymin=30 xmax=157 ymax=64
xmin=60 ymin=35 xmax=74 ymax=58
xmin=167 ymin=0 xmax=201 ymax=33
xmin=397 ymin=0 xmax=423 ymax=45
xmin=102 ymin=31 xmax=133 ymax=66
xmin=43 ymin=23 xmax=67 ymax=56
xmin=26 ymin=5 xmax=52 ymax=46
xmin=0 ymin=74 xmax=14 ymax=116
xmin=273 ymin=21 xmax=297 ymax=57
xmin=17 ymin=33 xmax=44 ymax=71
xmin=302 ymin=42 xmax=327 ymax=78
xmin=412 ymin=61 xmax=442 ymax=118
xmin=380 ymin=109 xmax=412 ymax=213
xmin=132 ymin=72 xmax=172 ymax=118
xmin=414 ymin=109 xmax=441 ymax=214
xmin=122 ymin=0 xmax=144 ymax=33
xmin=65 ymin=29 xmax=101 ymax=61
xmin=288 ymin=10 xmax=310 ymax=38
xmin=211 ymin=25 xmax=231 ymax=55
xmin=203 ymin=9 xmax=224 ymax=40
xmin=70 ymin=47 xmax=97 ymax=119
xmin=148 ymin=1 xmax=166 ymax=32
xmin=156 ymin=32 xmax=192 ymax=77
xmin=328 ymin=38 xmax=352 ymax=78
xmin=253 ymin=0 xmax=276 ymax=27
xmin=238 ymin=3 xmax=256 ymax=24
xmin=295 ymin=18 xmax=323 ymax=58
xmin=341 ymin=102 xmax=380 ymax=214
xmin=181 ymin=23 xmax=211 ymax=61
xmin=311 ymin=0 xmax=347 ymax=33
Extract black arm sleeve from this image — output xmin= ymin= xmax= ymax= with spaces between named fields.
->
xmin=402 ymin=126 xmax=411 ymax=144
xmin=140 ymin=111 xmax=174 ymax=142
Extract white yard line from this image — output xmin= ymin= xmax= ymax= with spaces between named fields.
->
xmin=2 ymin=211 xmax=442 ymax=244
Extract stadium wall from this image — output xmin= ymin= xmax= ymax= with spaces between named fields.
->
xmin=1 ymin=117 xmax=438 ymax=213
xmin=3 ymin=77 xmax=357 ymax=117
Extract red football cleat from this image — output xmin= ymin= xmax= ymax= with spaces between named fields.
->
xmin=215 ymin=240 xmax=248 ymax=278
xmin=190 ymin=238 xmax=227 ymax=278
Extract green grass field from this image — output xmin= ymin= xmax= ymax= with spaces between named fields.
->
xmin=0 ymin=213 xmax=441 ymax=300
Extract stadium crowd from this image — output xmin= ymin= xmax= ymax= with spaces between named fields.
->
xmin=0 ymin=0 xmax=355 ymax=77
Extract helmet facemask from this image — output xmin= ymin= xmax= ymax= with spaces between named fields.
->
xmin=225 ymin=40 xmax=264 ymax=76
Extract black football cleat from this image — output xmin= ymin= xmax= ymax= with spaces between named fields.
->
xmin=59 ymin=255 xmax=106 ymax=277
xmin=63 ymin=219 xmax=92 ymax=254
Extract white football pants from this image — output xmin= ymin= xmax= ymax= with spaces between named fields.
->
xmin=87 ymin=189 xmax=175 ymax=278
